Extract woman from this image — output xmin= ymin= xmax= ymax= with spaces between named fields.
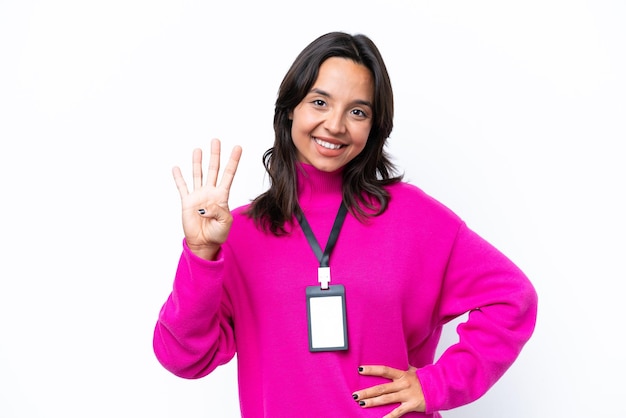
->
xmin=153 ymin=31 xmax=538 ymax=417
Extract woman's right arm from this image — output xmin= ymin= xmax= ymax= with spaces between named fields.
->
xmin=153 ymin=139 xmax=242 ymax=378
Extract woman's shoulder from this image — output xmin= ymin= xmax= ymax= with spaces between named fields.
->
xmin=385 ymin=181 xmax=463 ymax=224
xmin=231 ymin=203 xmax=257 ymax=228
xmin=232 ymin=203 xmax=253 ymax=217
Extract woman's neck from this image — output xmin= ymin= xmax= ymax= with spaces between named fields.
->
xmin=296 ymin=163 xmax=344 ymax=210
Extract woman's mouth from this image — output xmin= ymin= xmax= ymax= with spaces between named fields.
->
xmin=313 ymin=137 xmax=344 ymax=150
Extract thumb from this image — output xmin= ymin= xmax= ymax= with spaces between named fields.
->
xmin=197 ymin=203 xmax=233 ymax=225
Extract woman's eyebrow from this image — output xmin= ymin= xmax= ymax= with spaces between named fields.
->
xmin=309 ymin=88 xmax=331 ymax=98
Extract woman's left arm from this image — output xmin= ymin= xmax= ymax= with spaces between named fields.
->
xmin=354 ymin=222 xmax=538 ymax=415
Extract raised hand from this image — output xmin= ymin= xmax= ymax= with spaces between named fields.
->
xmin=172 ymin=138 xmax=242 ymax=260
xmin=352 ymin=365 xmax=426 ymax=417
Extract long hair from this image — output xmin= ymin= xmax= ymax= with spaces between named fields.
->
xmin=247 ymin=31 xmax=403 ymax=235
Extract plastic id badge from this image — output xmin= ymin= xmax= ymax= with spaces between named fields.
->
xmin=306 ymin=284 xmax=348 ymax=352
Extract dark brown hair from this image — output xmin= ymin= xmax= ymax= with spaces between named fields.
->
xmin=247 ymin=31 xmax=402 ymax=235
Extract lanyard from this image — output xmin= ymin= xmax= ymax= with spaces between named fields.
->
xmin=297 ymin=202 xmax=348 ymax=290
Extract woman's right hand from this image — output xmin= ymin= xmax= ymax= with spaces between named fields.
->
xmin=172 ymin=138 xmax=242 ymax=260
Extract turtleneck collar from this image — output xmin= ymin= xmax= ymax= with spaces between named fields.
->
xmin=296 ymin=162 xmax=344 ymax=210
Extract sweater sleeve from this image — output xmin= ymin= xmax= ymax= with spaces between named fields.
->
xmin=152 ymin=239 xmax=236 ymax=379
xmin=417 ymin=222 xmax=538 ymax=413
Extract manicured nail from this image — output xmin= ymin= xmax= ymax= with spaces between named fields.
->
xmin=352 ymin=393 xmax=358 ymax=400
xmin=358 ymin=366 xmax=364 ymax=372
xmin=359 ymin=401 xmax=365 ymax=407
xmin=198 ymin=208 xmax=206 ymax=215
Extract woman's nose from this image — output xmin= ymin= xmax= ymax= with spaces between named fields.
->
xmin=323 ymin=109 xmax=347 ymax=134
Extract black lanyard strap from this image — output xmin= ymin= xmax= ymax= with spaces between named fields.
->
xmin=297 ymin=202 xmax=348 ymax=268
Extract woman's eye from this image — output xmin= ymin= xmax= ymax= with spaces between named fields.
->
xmin=352 ymin=109 xmax=367 ymax=117
xmin=312 ymin=99 xmax=326 ymax=107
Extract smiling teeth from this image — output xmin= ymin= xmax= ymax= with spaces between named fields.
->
xmin=314 ymin=138 xmax=343 ymax=150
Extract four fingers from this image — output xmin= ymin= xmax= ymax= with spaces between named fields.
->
xmin=173 ymin=139 xmax=242 ymax=199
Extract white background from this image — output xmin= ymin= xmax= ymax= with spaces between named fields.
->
xmin=1 ymin=1 xmax=624 ymax=417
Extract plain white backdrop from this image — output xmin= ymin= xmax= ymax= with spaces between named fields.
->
xmin=1 ymin=1 xmax=624 ymax=417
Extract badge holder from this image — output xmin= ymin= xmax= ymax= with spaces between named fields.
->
xmin=306 ymin=282 xmax=348 ymax=352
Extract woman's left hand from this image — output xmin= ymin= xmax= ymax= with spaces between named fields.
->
xmin=352 ymin=365 xmax=426 ymax=417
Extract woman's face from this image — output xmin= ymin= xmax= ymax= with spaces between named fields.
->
xmin=290 ymin=57 xmax=374 ymax=172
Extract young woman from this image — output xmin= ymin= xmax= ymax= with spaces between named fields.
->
xmin=153 ymin=31 xmax=538 ymax=418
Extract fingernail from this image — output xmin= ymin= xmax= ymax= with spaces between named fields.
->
xmin=198 ymin=209 xmax=206 ymax=215
xmin=352 ymin=393 xmax=358 ymax=400
xmin=358 ymin=366 xmax=364 ymax=372
xmin=359 ymin=401 xmax=365 ymax=407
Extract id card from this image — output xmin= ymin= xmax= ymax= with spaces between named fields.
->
xmin=306 ymin=284 xmax=348 ymax=352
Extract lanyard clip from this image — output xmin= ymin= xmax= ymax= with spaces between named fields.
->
xmin=318 ymin=267 xmax=330 ymax=290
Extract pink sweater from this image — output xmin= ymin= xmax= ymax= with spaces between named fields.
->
xmin=154 ymin=163 xmax=538 ymax=417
